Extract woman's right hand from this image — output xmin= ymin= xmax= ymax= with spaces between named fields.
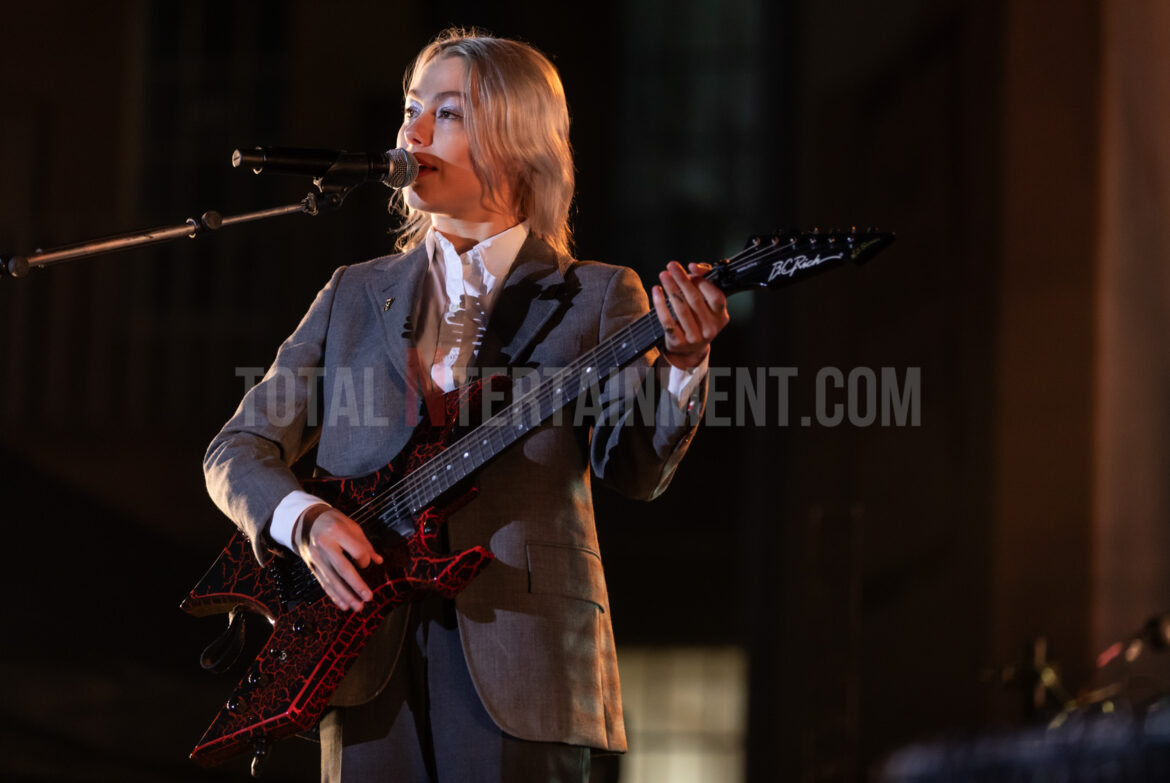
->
xmin=294 ymin=505 xmax=384 ymax=611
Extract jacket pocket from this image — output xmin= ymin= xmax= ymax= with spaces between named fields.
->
xmin=526 ymin=542 xmax=606 ymax=611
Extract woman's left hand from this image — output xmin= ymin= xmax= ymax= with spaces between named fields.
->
xmin=651 ymin=261 xmax=730 ymax=370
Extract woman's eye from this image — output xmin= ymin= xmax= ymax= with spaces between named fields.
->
xmin=403 ymin=106 xmax=419 ymax=119
xmin=436 ymin=107 xmax=462 ymax=120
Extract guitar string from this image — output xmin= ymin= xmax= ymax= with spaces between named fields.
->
xmin=342 ymin=236 xmax=794 ymax=531
xmin=317 ymin=229 xmax=874 ymax=534
xmin=332 ymin=236 xmax=804 ymax=531
xmin=342 ymin=236 xmax=797 ymax=531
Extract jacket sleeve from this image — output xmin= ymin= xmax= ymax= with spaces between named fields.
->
xmin=588 ymin=265 xmax=707 ymax=500
xmin=203 ymin=266 xmax=346 ymax=564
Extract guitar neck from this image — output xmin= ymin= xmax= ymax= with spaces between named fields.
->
xmin=362 ymin=228 xmax=897 ymax=534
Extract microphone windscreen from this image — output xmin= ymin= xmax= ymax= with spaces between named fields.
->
xmin=385 ymin=148 xmax=419 ymax=189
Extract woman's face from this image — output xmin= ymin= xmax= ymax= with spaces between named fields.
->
xmin=398 ymin=55 xmax=508 ymax=226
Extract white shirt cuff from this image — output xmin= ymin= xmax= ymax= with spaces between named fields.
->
xmin=270 ymin=490 xmax=331 ymax=551
xmin=666 ymin=355 xmax=709 ymax=411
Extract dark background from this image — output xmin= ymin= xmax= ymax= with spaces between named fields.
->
xmin=3 ymin=1 xmax=1168 ymax=781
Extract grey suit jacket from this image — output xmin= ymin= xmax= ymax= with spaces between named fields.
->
xmin=204 ymin=234 xmax=706 ymax=752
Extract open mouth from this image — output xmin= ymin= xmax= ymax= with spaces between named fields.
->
xmin=414 ymin=156 xmax=439 ymax=177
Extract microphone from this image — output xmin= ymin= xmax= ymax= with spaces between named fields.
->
xmin=231 ymin=147 xmax=419 ymax=189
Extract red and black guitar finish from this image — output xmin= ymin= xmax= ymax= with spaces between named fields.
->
xmin=183 ymin=229 xmax=895 ymax=773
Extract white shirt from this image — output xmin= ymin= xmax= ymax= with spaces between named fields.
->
xmin=269 ymin=225 xmax=707 ymax=550
xmin=424 ymin=223 xmax=529 ymax=391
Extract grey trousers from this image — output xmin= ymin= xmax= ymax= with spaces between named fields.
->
xmin=319 ymin=597 xmax=591 ymax=783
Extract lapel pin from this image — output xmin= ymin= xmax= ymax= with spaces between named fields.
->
xmin=384 ymin=297 xmax=395 ymax=312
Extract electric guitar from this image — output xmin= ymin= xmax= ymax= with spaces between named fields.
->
xmin=183 ymin=229 xmax=895 ymax=774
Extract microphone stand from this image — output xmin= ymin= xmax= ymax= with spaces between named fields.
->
xmin=1 ymin=177 xmax=364 ymax=279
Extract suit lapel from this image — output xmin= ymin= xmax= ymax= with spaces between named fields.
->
xmin=365 ymin=244 xmax=431 ymax=385
xmin=476 ymin=234 xmax=571 ymax=370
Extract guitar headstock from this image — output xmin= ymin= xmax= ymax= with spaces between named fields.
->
xmin=706 ymin=228 xmax=895 ymax=295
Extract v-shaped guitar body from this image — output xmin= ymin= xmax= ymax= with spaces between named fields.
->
xmin=181 ymin=379 xmax=502 ymax=767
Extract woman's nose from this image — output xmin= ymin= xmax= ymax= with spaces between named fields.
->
xmin=401 ymin=115 xmax=431 ymax=147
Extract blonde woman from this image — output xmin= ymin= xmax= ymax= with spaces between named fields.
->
xmin=205 ymin=28 xmax=728 ymax=782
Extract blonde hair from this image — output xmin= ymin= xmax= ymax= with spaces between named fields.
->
xmin=391 ymin=28 xmax=575 ymax=257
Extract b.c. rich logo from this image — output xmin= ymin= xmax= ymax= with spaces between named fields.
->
xmin=768 ymin=252 xmax=845 ymax=283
